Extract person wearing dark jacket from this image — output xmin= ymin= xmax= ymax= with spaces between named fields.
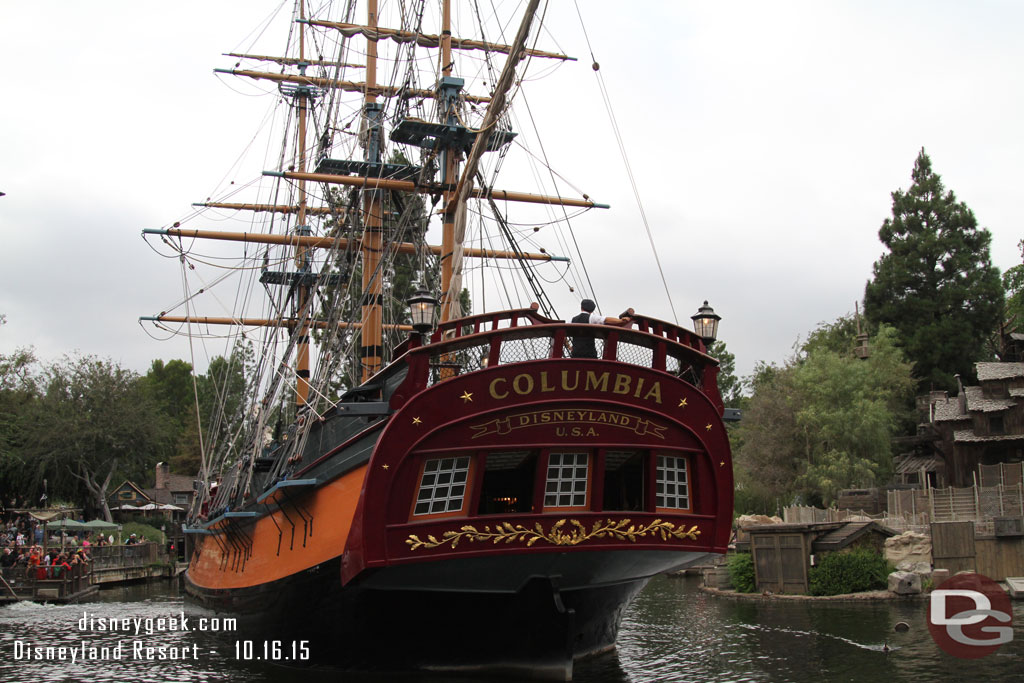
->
xmin=570 ymin=299 xmax=634 ymax=358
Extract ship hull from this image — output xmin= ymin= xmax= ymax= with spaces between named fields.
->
xmin=184 ymin=548 xmax=709 ymax=679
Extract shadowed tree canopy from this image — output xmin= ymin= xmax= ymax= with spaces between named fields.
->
xmin=1002 ymin=239 xmax=1024 ymax=339
xmin=864 ymin=149 xmax=1003 ymax=392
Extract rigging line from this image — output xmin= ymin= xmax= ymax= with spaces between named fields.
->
xmin=179 ymin=253 xmax=211 ymax=494
xmin=511 ymin=88 xmax=593 ymax=305
xmin=481 ymin=175 xmax=557 ymax=317
xmin=572 ymin=0 xmax=678 ymax=323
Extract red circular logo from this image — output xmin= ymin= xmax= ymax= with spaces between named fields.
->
xmin=927 ymin=572 xmax=1013 ymax=659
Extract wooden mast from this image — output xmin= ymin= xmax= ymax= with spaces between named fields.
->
xmin=444 ymin=0 xmax=542 ymax=323
xmin=438 ymin=0 xmax=460 ymax=325
xmin=439 ymin=0 xmax=542 ymax=325
xmin=359 ymin=0 xmax=384 ymax=382
xmin=294 ymin=0 xmax=312 ymax=406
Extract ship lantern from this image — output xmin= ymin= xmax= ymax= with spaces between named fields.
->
xmin=691 ymin=300 xmax=721 ymax=344
xmin=408 ymin=285 xmax=439 ymax=337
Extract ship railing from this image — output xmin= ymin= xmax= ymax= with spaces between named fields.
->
xmin=388 ymin=317 xmax=722 ymax=413
xmin=429 ymin=304 xmax=560 ymax=342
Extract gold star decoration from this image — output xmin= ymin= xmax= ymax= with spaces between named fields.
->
xmin=678 ymin=398 xmax=688 ymax=408
xmin=705 ymin=423 xmax=713 ymax=431
xmin=460 ymin=391 xmax=473 ymax=402
xmin=412 ymin=416 xmax=422 ymax=425
xmin=720 ymin=461 xmax=726 ymax=467
xmin=382 ymin=464 xmax=390 ymax=470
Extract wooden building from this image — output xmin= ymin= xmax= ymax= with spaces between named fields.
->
xmin=747 ymin=521 xmax=896 ymax=594
xmin=927 ymin=363 xmax=1024 ymax=487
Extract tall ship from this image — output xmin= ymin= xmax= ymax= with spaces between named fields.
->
xmin=142 ymin=0 xmax=734 ymax=678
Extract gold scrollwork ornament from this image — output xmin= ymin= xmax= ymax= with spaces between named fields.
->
xmin=406 ymin=518 xmax=700 ymax=551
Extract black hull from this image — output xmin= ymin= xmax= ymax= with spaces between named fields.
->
xmin=184 ymin=549 xmax=708 ymax=679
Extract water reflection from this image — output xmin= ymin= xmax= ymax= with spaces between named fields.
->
xmin=0 ymin=576 xmax=1021 ymax=682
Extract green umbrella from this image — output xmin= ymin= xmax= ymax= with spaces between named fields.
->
xmin=82 ymin=519 xmax=119 ymax=530
xmin=45 ymin=519 xmax=86 ymax=530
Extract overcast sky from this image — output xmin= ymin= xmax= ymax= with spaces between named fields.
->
xmin=2 ymin=1 xmax=1022 ymax=384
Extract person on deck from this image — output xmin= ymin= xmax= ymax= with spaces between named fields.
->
xmin=569 ymin=299 xmax=634 ymax=358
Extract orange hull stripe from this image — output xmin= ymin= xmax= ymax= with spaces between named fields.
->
xmin=188 ymin=466 xmax=367 ymax=590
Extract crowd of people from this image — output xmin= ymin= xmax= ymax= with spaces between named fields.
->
xmin=0 ymin=515 xmax=100 ymax=579
xmin=0 ymin=544 xmax=91 ymax=578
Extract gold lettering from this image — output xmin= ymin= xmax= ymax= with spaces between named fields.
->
xmin=540 ymin=371 xmax=556 ymax=393
xmin=561 ymin=370 xmax=580 ymax=391
xmin=519 ymin=415 xmax=532 ymax=427
xmin=586 ymin=427 xmax=598 ymax=436
xmin=633 ymin=377 xmax=645 ymax=398
xmin=513 ymin=374 xmax=534 ymax=395
xmin=490 ymin=377 xmax=509 ymax=400
xmin=613 ymin=373 xmax=631 ymax=395
xmin=585 ymin=371 xmax=609 ymax=392
xmin=644 ymin=382 xmax=663 ymax=404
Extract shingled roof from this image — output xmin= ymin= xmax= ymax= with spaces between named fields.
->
xmin=976 ymin=362 xmax=1024 ymax=382
xmin=964 ymin=386 xmax=1016 ymax=413
xmin=811 ymin=521 xmax=896 ymax=552
xmin=932 ymin=397 xmax=968 ymax=422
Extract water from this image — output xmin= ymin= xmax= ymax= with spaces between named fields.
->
xmin=1 ymin=576 xmax=1022 ymax=682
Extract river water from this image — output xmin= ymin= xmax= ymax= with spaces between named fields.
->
xmin=1 ymin=575 xmax=1021 ymax=682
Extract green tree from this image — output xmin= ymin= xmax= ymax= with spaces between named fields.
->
xmin=1002 ymin=239 xmax=1024 ymax=337
xmin=0 ymin=348 xmax=38 ymax=506
xmin=735 ymin=319 xmax=915 ymax=507
xmin=864 ymin=148 xmax=1003 ymax=392
xmin=23 ymin=355 xmax=174 ymax=520
xmin=708 ymin=340 xmax=743 ymax=407
xmin=733 ymin=360 xmax=804 ymax=512
xmin=792 ymin=325 xmax=915 ymax=503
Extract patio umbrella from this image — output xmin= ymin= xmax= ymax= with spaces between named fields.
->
xmin=45 ymin=519 xmax=86 ymax=530
xmin=82 ymin=519 xmax=119 ymax=530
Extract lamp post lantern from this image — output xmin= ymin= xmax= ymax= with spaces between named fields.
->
xmin=691 ymin=300 xmax=721 ymax=345
xmin=408 ymin=285 xmax=439 ymax=339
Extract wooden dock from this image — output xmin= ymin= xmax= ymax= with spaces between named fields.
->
xmin=0 ymin=543 xmax=180 ymax=604
xmin=1 ymin=564 xmax=98 ymax=604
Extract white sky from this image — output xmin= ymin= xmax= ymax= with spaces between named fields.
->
xmin=2 ymin=1 xmax=1022 ymax=384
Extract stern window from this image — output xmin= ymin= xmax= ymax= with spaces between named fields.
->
xmin=414 ymin=457 xmax=470 ymax=516
xmin=656 ymin=455 xmax=690 ymax=510
xmin=544 ymin=452 xmax=589 ymax=508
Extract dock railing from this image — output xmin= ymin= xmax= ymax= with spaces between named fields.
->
xmin=0 ymin=562 xmax=92 ymax=602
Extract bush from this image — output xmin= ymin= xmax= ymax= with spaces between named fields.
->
xmin=808 ymin=548 xmax=891 ymax=596
xmin=120 ymin=522 xmax=166 ymax=545
xmin=727 ymin=552 xmax=756 ymax=593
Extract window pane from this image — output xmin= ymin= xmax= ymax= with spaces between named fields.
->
xmin=413 ymin=457 xmax=471 ymax=516
xmin=545 ymin=452 xmax=588 ymax=508
xmin=655 ymin=455 xmax=689 ymax=509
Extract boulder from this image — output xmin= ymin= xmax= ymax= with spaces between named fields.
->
xmin=885 ymin=531 xmax=932 ymax=567
xmin=734 ymin=514 xmax=784 ymax=543
xmin=735 ymin=514 xmax=783 ymax=528
xmin=888 ymin=570 xmax=922 ymax=595
xmin=896 ymin=560 xmax=932 ymax=576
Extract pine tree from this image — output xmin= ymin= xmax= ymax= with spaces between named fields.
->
xmin=864 ymin=149 xmax=1003 ymax=392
